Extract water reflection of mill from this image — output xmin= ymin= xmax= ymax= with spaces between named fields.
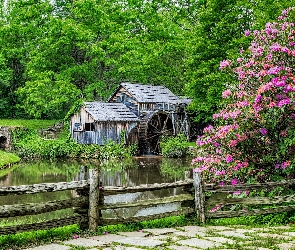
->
xmin=98 ymin=160 xmax=184 ymax=219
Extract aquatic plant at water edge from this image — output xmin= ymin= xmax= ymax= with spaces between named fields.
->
xmin=160 ymin=134 xmax=190 ymax=158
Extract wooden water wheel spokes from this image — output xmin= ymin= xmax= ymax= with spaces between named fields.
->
xmin=145 ymin=111 xmax=174 ymax=154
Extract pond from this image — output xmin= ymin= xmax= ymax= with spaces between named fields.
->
xmin=0 ymin=156 xmax=193 ymax=225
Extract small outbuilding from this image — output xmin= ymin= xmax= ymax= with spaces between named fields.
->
xmin=70 ymin=82 xmax=192 ymax=154
xmin=70 ymin=102 xmax=139 ymax=145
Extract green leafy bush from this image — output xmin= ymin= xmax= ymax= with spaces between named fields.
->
xmin=160 ymin=134 xmax=190 ymax=158
xmin=0 ymin=151 xmax=20 ymax=168
xmin=12 ymin=125 xmax=137 ymax=160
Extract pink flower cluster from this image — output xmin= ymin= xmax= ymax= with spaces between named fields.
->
xmin=219 ymin=60 xmax=231 ymax=69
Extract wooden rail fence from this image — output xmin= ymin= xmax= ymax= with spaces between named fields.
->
xmin=0 ymin=167 xmax=195 ymax=235
xmin=1 ymin=168 xmax=295 ymax=235
xmin=195 ymin=172 xmax=295 ymax=223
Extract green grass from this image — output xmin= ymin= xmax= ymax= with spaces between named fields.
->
xmin=0 ymin=119 xmax=58 ymax=130
xmin=0 ymin=224 xmax=80 ymax=249
xmin=96 ymin=215 xmax=197 ymax=235
xmin=0 ymin=215 xmax=194 ymax=249
xmin=0 ymin=151 xmax=20 ymax=168
xmin=186 ymin=141 xmax=197 ymax=147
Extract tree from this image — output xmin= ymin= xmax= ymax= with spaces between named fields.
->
xmin=184 ymin=0 xmax=254 ymax=123
xmin=184 ymin=0 xmax=292 ymax=124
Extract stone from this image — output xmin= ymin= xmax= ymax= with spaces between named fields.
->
xmin=234 ymin=228 xmax=256 ymax=233
xmin=216 ymin=230 xmax=251 ymax=238
xmin=181 ymin=226 xmax=209 ymax=232
xmin=151 ymin=234 xmax=179 ymax=241
xmin=168 ymin=245 xmax=198 ymax=250
xmin=277 ymin=242 xmax=295 ymax=250
xmin=177 ymin=238 xmax=222 ymax=249
xmin=174 ymin=230 xmax=207 ymax=237
xmin=174 ymin=226 xmax=209 ymax=237
xmin=283 ymin=231 xmax=295 ymax=237
xmin=257 ymin=233 xmax=290 ymax=239
xmin=205 ymin=226 xmax=234 ymax=231
xmin=270 ymin=226 xmax=292 ymax=230
xmin=63 ymin=237 xmax=106 ymax=247
xmin=142 ymin=228 xmax=179 ymax=235
xmin=92 ymin=234 xmax=127 ymax=243
xmin=115 ymin=236 xmax=164 ymax=247
xmin=205 ymin=236 xmax=235 ymax=244
xmin=118 ymin=231 xmax=149 ymax=237
xmin=102 ymin=247 xmax=142 ymax=250
xmin=24 ymin=244 xmax=71 ymax=250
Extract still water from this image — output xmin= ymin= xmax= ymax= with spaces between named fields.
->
xmin=0 ymin=156 xmax=192 ymax=223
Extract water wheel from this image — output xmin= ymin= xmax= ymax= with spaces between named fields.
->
xmin=138 ymin=111 xmax=174 ymax=154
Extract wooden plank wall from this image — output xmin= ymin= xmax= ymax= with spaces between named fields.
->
xmin=71 ymin=107 xmax=137 ymax=145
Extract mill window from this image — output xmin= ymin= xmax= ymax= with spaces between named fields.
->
xmin=85 ymin=123 xmax=95 ymax=131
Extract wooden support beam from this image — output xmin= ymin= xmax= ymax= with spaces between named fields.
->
xmin=88 ymin=168 xmax=100 ymax=232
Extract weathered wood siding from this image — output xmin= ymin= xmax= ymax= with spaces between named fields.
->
xmin=70 ymin=107 xmax=138 ymax=145
xmin=109 ymin=86 xmax=140 ymax=116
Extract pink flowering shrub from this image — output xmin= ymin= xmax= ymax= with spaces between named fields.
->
xmin=192 ymin=7 xmax=295 ymax=186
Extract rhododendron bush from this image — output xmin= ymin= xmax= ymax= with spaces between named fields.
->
xmin=192 ymin=7 xmax=295 ymax=186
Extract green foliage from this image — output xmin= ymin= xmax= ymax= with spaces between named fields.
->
xmin=12 ymin=124 xmax=137 ymax=160
xmin=96 ymin=215 xmax=193 ymax=235
xmin=0 ymin=224 xmax=80 ymax=249
xmin=0 ymin=0 xmax=292 ymax=122
xmin=208 ymin=212 xmax=295 ymax=226
xmin=0 ymin=119 xmax=58 ymax=130
xmin=0 ymin=151 xmax=20 ymax=168
xmin=160 ymin=134 xmax=191 ymax=158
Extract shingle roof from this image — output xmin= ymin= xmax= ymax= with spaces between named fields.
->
xmin=109 ymin=82 xmax=190 ymax=104
xmin=84 ymin=102 xmax=139 ymax=122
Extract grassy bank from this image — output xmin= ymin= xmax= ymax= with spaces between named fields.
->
xmin=0 ymin=119 xmax=58 ymax=130
xmin=0 ymin=151 xmax=20 ymax=169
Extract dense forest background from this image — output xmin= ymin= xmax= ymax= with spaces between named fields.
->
xmin=0 ymin=0 xmax=290 ymax=122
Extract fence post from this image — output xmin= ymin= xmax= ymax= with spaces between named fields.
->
xmin=193 ymin=171 xmax=206 ymax=223
xmin=88 ymin=168 xmax=100 ymax=232
xmin=181 ymin=170 xmax=194 ymax=214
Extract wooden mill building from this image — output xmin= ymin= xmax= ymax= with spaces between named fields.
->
xmin=70 ymin=82 xmax=191 ymax=154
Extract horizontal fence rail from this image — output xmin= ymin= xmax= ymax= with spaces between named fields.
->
xmin=0 ymin=180 xmax=89 ymax=196
xmin=205 ymin=179 xmax=295 ymax=192
xmin=102 ymin=180 xmax=194 ymax=194
xmin=194 ymin=172 xmax=295 ymax=222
